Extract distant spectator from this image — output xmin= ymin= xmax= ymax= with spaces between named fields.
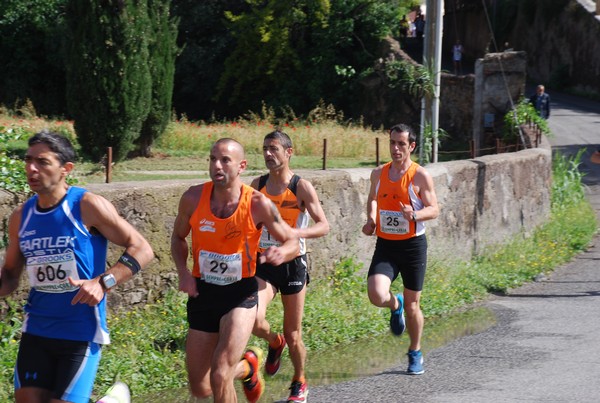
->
xmin=399 ymin=15 xmax=410 ymax=40
xmin=414 ymin=13 xmax=425 ymax=39
xmin=591 ymin=148 xmax=600 ymax=164
xmin=452 ymin=40 xmax=464 ymax=75
xmin=529 ymin=85 xmax=551 ymax=119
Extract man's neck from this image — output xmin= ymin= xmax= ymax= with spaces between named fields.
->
xmin=391 ymin=158 xmax=412 ymax=172
xmin=268 ymin=166 xmax=294 ymax=185
xmin=211 ymin=181 xmax=242 ymax=218
xmin=36 ymin=186 xmax=69 ymax=209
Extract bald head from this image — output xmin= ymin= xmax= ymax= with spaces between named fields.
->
xmin=212 ymin=138 xmax=245 ymax=159
xmin=209 ymin=138 xmax=247 ymax=186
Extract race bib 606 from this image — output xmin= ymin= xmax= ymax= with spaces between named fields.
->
xmin=26 ymin=250 xmax=80 ymax=293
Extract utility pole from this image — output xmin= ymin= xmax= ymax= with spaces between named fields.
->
xmin=421 ymin=0 xmax=444 ymax=163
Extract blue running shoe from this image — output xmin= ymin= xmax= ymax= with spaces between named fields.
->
xmin=389 ymin=293 xmax=406 ymax=336
xmin=407 ymin=349 xmax=425 ymax=375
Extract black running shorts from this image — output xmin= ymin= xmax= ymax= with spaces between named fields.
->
xmin=367 ymin=235 xmax=428 ymax=292
xmin=15 ymin=333 xmax=101 ymax=403
xmin=255 ymin=254 xmax=309 ymax=295
xmin=187 ymin=277 xmax=258 ymax=333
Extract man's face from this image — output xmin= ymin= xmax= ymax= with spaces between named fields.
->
xmin=537 ymin=87 xmax=544 ymax=95
xmin=389 ymin=130 xmax=415 ymax=163
xmin=24 ymin=143 xmax=71 ymax=194
xmin=209 ymin=141 xmax=246 ymax=186
xmin=262 ymin=138 xmax=291 ymax=171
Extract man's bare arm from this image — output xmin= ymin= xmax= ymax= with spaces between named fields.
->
xmin=0 ymin=207 xmax=25 ymax=297
xmin=296 ymin=179 xmax=329 ymax=239
xmin=362 ymin=167 xmax=382 ymax=235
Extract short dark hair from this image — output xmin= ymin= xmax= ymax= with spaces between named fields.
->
xmin=264 ymin=130 xmax=293 ymax=149
xmin=28 ymin=130 xmax=76 ymax=165
xmin=389 ymin=123 xmax=417 ymax=144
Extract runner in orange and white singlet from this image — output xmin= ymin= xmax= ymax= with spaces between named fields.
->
xmin=251 ymin=131 xmax=329 ymax=403
xmin=362 ymin=124 xmax=439 ymax=376
xmin=171 ymin=138 xmax=298 ymax=403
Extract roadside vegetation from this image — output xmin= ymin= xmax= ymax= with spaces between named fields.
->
xmin=0 ymin=113 xmax=597 ymax=400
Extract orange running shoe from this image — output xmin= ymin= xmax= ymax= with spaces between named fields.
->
xmin=242 ymin=347 xmax=264 ymax=403
xmin=265 ymin=334 xmax=287 ymax=376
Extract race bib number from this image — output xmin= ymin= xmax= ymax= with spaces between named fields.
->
xmin=379 ymin=209 xmax=409 ymax=235
xmin=199 ymin=251 xmax=243 ymax=286
xmin=259 ymin=227 xmax=281 ymax=249
xmin=26 ymin=250 xmax=80 ymax=293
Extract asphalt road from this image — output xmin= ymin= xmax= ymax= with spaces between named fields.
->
xmin=306 ymin=92 xmax=600 ymax=402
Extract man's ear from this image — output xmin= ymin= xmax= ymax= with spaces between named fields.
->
xmin=62 ymin=161 xmax=75 ymax=178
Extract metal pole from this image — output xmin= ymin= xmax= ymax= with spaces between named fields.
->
xmin=422 ymin=0 xmax=444 ymax=164
xmin=431 ymin=0 xmax=444 ymax=163
xmin=419 ymin=2 xmax=431 ymax=164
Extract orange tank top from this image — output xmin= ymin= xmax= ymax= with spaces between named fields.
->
xmin=375 ymin=161 xmax=425 ymax=241
xmin=256 ymin=174 xmax=308 ymax=255
xmin=189 ymin=182 xmax=261 ymax=284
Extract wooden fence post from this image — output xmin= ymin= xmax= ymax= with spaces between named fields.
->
xmin=322 ymin=139 xmax=327 ymax=170
xmin=375 ymin=137 xmax=380 ymax=166
xmin=106 ymin=147 xmax=112 ymax=184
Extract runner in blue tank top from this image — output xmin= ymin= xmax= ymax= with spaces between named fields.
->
xmin=0 ymin=131 xmax=154 ymax=403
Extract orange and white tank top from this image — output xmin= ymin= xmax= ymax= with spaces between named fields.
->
xmin=375 ymin=161 xmax=425 ymax=241
xmin=257 ymin=174 xmax=308 ymax=255
xmin=189 ymin=182 xmax=261 ymax=284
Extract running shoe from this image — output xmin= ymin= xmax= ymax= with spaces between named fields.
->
xmin=242 ymin=347 xmax=265 ymax=403
xmin=96 ymin=381 xmax=131 ymax=403
xmin=287 ymin=380 xmax=308 ymax=402
xmin=407 ymin=349 xmax=425 ymax=375
xmin=389 ymin=293 xmax=406 ymax=336
xmin=265 ymin=334 xmax=287 ymax=376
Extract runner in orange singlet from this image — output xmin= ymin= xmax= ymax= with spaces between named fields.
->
xmin=171 ymin=138 xmax=299 ymax=403
xmin=251 ymin=131 xmax=329 ymax=403
xmin=362 ymin=124 xmax=439 ymax=376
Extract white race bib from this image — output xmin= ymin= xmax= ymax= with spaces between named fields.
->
xmin=259 ymin=227 xmax=281 ymax=249
xmin=199 ymin=250 xmax=243 ymax=286
xmin=26 ymin=249 xmax=80 ymax=293
xmin=379 ymin=209 xmax=409 ymax=235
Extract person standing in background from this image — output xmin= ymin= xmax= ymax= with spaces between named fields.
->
xmin=530 ymin=84 xmax=551 ymax=119
xmin=452 ymin=40 xmax=464 ymax=75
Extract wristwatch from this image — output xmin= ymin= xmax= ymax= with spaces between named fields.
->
xmin=100 ymin=273 xmax=117 ymax=291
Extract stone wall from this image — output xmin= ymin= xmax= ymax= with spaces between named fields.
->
xmin=0 ymin=145 xmax=552 ymax=308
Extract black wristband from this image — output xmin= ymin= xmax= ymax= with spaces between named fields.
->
xmin=118 ymin=252 xmax=141 ymax=275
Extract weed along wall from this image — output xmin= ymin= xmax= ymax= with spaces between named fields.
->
xmin=0 ymin=146 xmax=552 ymax=309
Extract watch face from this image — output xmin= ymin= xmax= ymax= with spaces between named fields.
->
xmin=102 ymin=274 xmax=117 ymax=289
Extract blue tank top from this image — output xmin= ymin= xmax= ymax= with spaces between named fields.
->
xmin=18 ymin=186 xmax=110 ymax=344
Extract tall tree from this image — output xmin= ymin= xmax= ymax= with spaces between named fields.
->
xmin=65 ymin=0 xmax=152 ymax=161
xmin=215 ymin=0 xmax=399 ymax=117
xmin=135 ymin=0 xmax=179 ymax=157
